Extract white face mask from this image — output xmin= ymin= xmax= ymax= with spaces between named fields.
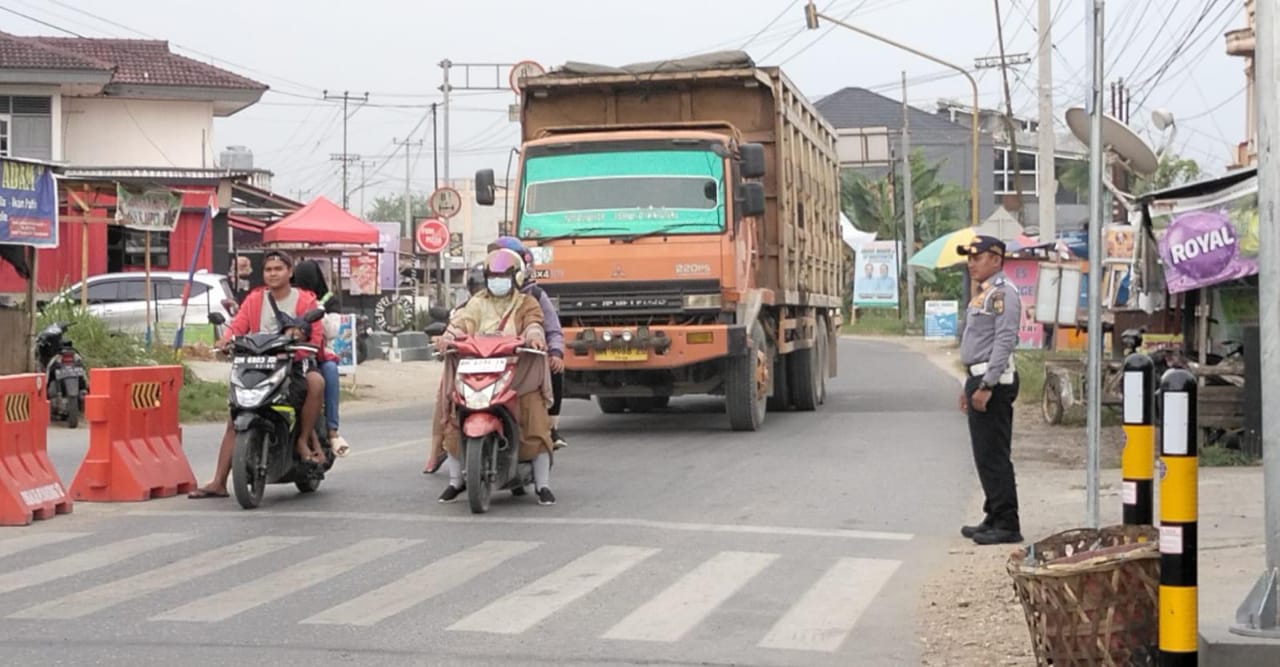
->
xmin=487 ymin=276 xmax=513 ymax=297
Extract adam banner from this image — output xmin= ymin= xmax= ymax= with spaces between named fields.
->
xmin=0 ymin=158 xmax=58 ymax=248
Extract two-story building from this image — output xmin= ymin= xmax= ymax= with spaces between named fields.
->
xmin=815 ymin=86 xmax=1089 ymax=238
xmin=0 ymin=31 xmax=270 ymax=295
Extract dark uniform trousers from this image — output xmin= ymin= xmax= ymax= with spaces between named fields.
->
xmin=964 ymin=372 xmax=1020 ymax=532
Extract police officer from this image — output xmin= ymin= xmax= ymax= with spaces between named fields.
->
xmin=957 ymin=235 xmax=1024 ymax=546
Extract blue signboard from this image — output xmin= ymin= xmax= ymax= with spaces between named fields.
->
xmin=0 ymin=158 xmax=58 ymax=248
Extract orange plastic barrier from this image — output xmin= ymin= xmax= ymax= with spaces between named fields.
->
xmin=69 ymin=365 xmax=197 ymax=502
xmin=0 ymin=373 xmax=73 ymax=525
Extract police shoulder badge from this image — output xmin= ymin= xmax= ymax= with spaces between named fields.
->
xmin=991 ymin=291 xmax=1005 ymax=314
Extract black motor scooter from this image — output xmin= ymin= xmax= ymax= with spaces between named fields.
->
xmin=34 ymin=321 xmax=88 ymax=429
xmin=208 ymin=308 xmax=334 ymax=510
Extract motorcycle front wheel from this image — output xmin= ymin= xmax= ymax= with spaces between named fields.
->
xmin=465 ymin=436 xmax=492 ymax=514
xmin=232 ymin=430 xmax=267 ymax=509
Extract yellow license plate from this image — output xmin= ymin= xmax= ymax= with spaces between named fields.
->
xmin=596 ymin=348 xmax=648 ymax=362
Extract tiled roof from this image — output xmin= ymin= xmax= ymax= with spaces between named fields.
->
xmin=816 ymin=87 xmax=965 ymax=133
xmin=0 ymin=32 xmax=111 ymax=71
xmin=0 ymin=31 xmax=266 ymax=90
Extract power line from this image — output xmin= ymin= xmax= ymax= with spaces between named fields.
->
xmin=0 ymin=3 xmax=81 ymax=35
xmin=740 ymin=0 xmax=802 ymax=50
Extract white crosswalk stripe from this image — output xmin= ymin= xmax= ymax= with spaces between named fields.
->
xmin=9 ymin=536 xmax=311 ymax=620
xmin=0 ymin=533 xmax=191 ymax=596
xmin=301 ymin=540 xmax=541 ymax=627
xmin=0 ymin=532 xmax=89 ymax=559
xmin=758 ymin=557 xmax=902 ymax=652
xmin=151 ymin=537 xmax=420 ymax=623
xmin=448 ymin=545 xmax=659 ymax=635
xmin=603 ymin=550 xmax=778 ymax=642
xmin=0 ymin=530 xmax=904 ymax=655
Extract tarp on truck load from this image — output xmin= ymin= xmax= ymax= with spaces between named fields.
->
xmin=547 ymin=50 xmax=756 ymax=77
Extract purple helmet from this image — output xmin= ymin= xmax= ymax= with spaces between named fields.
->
xmin=484 ymin=248 xmax=526 ymax=284
xmin=492 ymin=236 xmax=534 ymax=266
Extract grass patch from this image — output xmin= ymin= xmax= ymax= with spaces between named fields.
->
xmin=841 ymin=311 xmax=907 ymax=337
xmin=37 ymin=301 xmax=229 ymax=422
xmin=1199 ymin=445 xmax=1258 ymax=467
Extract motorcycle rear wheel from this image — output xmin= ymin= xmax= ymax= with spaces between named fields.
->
xmin=465 ymin=436 xmax=492 ymax=514
xmin=232 ymin=430 xmax=267 ymax=509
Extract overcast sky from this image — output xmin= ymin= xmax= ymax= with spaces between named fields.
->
xmin=2 ymin=0 xmax=1249 ymax=214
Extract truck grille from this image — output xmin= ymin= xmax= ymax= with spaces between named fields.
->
xmin=543 ymin=280 xmax=721 ymax=325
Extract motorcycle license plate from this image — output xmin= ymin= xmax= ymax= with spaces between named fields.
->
xmin=233 ymin=355 xmax=276 ymax=369
xmin=457 ymin=358 xmax=507 ymax=374
xmin=596 ymin=348 xmax=648 ymax=362
xmin=54 ymin=366 xmax=84 ymax=379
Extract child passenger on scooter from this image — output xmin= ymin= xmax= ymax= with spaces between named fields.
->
xmin=430 ymin=249 xmax=558 ymax=505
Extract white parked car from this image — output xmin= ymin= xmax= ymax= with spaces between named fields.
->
xmin=52 ymin=271 xmax=239 ymax=344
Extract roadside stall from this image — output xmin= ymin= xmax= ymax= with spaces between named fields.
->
xmin=1138 ymin=168 xmax=1257 ymax=451
xmin=261 ymin=196 xmax=381 ymax=377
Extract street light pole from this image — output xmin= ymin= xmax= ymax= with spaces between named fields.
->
xmin=804 ymin=2 xmax=981 ymax=227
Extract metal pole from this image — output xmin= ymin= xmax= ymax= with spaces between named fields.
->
xmin=1037 ymin=0 xmax=1056 ymax=242
xmin=1085 ymin=0 xmax=1105 ymax=530
xmin=805 ymin=5 xmax=981 ymax=227
xmin=1232 ymin=0 xmax=1280 ymax=638
xmin=341 ymin=93 xmax=349 ymax=209
xmin=1159 ymin=368 xmax=1200 ymax=664
xmin=901 ymin=71 xmax=916 ymax=325
xmin=440 ymin=60 xmax=452 ymax=307
xmin=1121 ymin=351 xmax=1155 ymax=525
xmin=432 ymin=103 xmax=440 ymax=189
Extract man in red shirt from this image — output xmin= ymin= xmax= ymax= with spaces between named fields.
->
xmin=188 ymin=250 xmax=326 ymax=499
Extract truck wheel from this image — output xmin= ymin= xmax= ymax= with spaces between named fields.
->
xmin=789 ymin=317 xmax=828 ymax=411
xmin=597 ymin=397 xmax=628 ymax=414
xmin=726 ymin=321 xmax=768 ymax=431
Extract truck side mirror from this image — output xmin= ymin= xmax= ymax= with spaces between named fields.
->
xmin=738 ymin=182 xmax=766 ymax=217
xmin=475 ymin=168 xmax=496 ymax=206
xmin=739 ymin=143 xmax=766 ymax=179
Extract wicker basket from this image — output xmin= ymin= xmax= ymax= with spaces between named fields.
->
xmin=1007 ymin=525 xmax=1160 ymax=666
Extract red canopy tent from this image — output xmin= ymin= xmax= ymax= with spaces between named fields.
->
xmin=263 ymin=196 xmax=378 ymax=246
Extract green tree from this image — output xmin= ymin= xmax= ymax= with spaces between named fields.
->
xmin=366 ymin=193 xmax=432 ymax=222
xmin=1057 ymin=154 xmax=1201 ymax=200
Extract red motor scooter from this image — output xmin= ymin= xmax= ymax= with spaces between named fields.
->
xmin=444 ymin=333 xmax=546 ymax=513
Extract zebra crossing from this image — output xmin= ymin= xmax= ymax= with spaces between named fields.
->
xmin=0 ymin=529 xmax=903 ymax=655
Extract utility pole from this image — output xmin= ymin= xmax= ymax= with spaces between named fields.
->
xmin=394 ymin=135 xmax=425 ymax=238
xmin=323 ymin=89 xmax=370 ymax=210
xmin=357 ymin=160 xmax=375 ymax=218
xmin=1109 ymin=80 xmax=1131 ymax=223
xmin=993 ymin=0 xmax=1026 ymax=218
xmin=901 ymin=71 xmax=916 ymax=325
xmin=1037 ymin=0 xmax=1057 ymax=242
xmin=438 ymin=62 xmax=451 ymax=186
xmin=1231 ymin=0 xmax=1280 ymax=639
xmin=431 ymin=102 xmax=440 ymax=189
xmin=1085 ymin=0 xmax=1106 ymax=530
xmin=290 ymin=188 xmax=310 ymax=203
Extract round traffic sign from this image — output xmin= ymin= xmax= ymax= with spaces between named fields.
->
xmin=428 ymin=187 xmax=463 ymax=219
xmin=509 ymin=60 xmax=545 ymax=93
xmin=415 ymin=218 xmax=449 ymax=254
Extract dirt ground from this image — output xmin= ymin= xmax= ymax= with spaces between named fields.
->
xmin=870 ymin=336 xmax=1129 ymax=666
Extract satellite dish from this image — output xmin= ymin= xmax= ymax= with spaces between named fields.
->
xmin=1065 ymin=107 xmax=1159 ymax=176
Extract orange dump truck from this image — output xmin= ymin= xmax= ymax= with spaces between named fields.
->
xmin=474 ymin=52 xmax=844 ymax=431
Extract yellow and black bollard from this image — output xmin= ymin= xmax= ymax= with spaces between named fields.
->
xmin=1121 ymin=352 xmax=1156 ymax=525
xmin=1158 ymin=368 xmax=1198 ymax=665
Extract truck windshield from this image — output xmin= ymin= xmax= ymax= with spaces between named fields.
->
xmin=518 ymin=149 xmax=724 ymax=239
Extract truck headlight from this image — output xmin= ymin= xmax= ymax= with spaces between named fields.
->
xmin=682 ymin=294 xmax=722 ymax=309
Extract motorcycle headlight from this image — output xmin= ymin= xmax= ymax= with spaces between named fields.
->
xmin=232 ymin=366 xmax=288 ymax=409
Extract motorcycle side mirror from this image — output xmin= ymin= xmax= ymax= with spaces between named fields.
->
xmin=303 ymin=308 xmax=326 ymax=323
xmin=208 ymin=313 xmax=226 ymax=326
xmin=424 ymin=322 xmax=447 ymax=336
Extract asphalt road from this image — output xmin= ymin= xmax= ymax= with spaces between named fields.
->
xmin=1 ymin=338 xmax=974 ymax=666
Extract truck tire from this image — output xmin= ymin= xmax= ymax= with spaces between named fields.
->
xmin=726 ymin=321 xmax=768 ymax=431
xmin=789 ymin=317 xmax=828 ymax=411
xmin=597 ymin=396 xmax=628 ymax=414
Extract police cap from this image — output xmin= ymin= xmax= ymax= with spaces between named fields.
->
xmin=956 ymin=235 xmax=1007 ymax=258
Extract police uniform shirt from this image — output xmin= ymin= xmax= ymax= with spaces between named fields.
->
xmin=959 ymin=272 xmax=1021 ymax=386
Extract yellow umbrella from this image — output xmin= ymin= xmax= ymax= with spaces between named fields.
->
xmin=908 ymin=227 xmax=979 ymax=269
